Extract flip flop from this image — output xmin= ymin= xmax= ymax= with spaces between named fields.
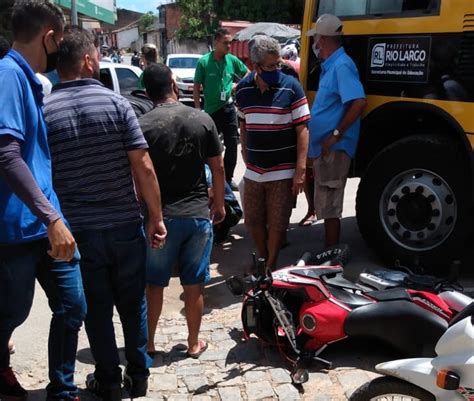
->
xmin=298 ymin=215 xmax=317 ymax=227
xmin=186 ymin=340 xmax=208 ymax=359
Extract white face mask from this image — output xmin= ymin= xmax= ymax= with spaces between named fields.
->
xmin=312 ymin=43 xmax=320 ymax=59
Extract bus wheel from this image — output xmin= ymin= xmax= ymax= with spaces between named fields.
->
xmin=356 ymin=134 xmax=471 ymax=272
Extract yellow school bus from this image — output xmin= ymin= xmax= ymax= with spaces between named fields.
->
xmin=300 ymin=0 xmax=474 ymax=269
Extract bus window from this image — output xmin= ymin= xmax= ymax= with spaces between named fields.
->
xmin=316 ymin=0 xmax=438 ymax=18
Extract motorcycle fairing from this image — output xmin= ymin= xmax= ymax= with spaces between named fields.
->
xmin=344 ymin=300 xmax=448 ymax=357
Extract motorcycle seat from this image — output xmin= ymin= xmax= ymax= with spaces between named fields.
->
xmin=327 ymin=286 xmax=373 ymax=309
xmin=366 ymin=288 xmax=411 ymax=302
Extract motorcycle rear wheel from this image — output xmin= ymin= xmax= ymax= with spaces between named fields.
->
xmin=349 ymin=376 xmax=435 ymax=401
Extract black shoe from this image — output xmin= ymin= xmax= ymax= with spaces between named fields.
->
xmin=0 ymin=367 xmax=27 ymax=401
xmin=85 ymin=374 xmax=121 ymax=401
xmin=123 ymin=373 xmax=148 ymax=398
xmin=228 ymin=180 xmax=239 ymax=191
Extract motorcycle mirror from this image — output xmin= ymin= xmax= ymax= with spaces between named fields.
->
xmin=226 ymin=276 xmax=246 ymax=296
xmin=291 ymin=368 xmax=309 ymax=384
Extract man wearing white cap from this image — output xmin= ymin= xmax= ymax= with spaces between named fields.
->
xmin=306 ymin=14 xmax=367 ymax=247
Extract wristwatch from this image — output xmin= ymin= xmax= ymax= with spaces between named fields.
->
xmin=332 ymin=129 xmax=340 ymax=137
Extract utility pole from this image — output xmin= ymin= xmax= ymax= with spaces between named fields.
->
xmin=71 ymin=0 xmax=78 ymax=25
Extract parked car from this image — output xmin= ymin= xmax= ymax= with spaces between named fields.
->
xmin=166 ymin=53 xmax=203 ymax=103
xmin=46 ymin=62 xmax=142 ymax=96
xmin=99 ymin=62 xmax=142 ymax=95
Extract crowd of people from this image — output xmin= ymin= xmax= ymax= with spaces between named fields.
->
xmin=0 ymin=2 xmax=366 ymax=401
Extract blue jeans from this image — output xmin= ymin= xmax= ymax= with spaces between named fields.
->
xmin=74 ymin=223 xmax=151 ymax=385
xmin=146 ymin=218 xmax=213 ymax=287
xmin=0 ymin=239 xmax=86 ymax=401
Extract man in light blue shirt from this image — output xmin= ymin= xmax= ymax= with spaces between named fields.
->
xmin=306 ymin=14 xmax=367 ymax=247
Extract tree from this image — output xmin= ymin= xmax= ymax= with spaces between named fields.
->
xmin=138 ymin=11 xmax=155 ymax=34
xmin=216 ymin=0 xmax=294 ymax=24
xmin=176 ymin=0 xmax=215 ymax=41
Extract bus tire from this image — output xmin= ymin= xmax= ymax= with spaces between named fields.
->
xmin=356 ymin=134 xmax=471 ymax=272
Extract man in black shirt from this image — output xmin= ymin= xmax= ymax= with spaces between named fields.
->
xmin=139 ymin=63 xmax=225 ymax=358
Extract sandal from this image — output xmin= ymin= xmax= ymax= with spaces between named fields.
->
xmin=298 ymin=214 xmax=317 ymax=227
xmin=186 ymin=340 xmax=208 ymax=359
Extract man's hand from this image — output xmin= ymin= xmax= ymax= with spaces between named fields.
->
xmin=210 ymin=203 xmax=226 ymax=225
xmin=292 ymin=167 xmax=306 ymax=195
xmin=147 ymin=217 xmax=167 ymax=249
xmin=321 ymin=134 xmax=338 ymax=157
xmin=47 ymin=219 xmax=76 ymax=261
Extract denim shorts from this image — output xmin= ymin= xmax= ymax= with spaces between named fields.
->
xmin=146 ymin=217 xmax=213 ymax=287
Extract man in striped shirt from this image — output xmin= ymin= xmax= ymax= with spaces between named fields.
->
xmin=236 ymin=35 xmax=310 ymax=269
xmin=44 ymin=27 xmax=166 ymax=401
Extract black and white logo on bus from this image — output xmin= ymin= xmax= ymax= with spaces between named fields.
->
xmin=368 ymin=36 xmax=431 ymax=83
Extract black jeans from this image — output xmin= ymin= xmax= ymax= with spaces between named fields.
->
xmin=210 ymin=103 xmax=239 ymax=183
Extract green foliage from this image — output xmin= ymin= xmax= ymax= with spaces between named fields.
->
xmin=215 ymin=0 xmax=298 ymax=24
xmin=176 ymin=0 xmax=215 ymax=40
xmin=139 ymin=11 xmax=155 ymax=33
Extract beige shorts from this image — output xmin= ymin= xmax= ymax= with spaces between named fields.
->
xmin=313 ymin=151 xmax=351 ymax=220
xmin=243 ymin=178 xmax=294 ymax=231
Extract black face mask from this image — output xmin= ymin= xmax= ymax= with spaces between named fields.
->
xmin=43 ymin=35 xmax=59 ymax=73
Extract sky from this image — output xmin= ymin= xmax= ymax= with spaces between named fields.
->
xmin=116 ymin=0 xmax=166 ymax=13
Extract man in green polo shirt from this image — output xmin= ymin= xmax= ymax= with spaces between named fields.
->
xmin=193 ymin=28 xmax=248 ymax=190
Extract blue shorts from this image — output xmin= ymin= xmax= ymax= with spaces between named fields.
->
xmin=146 ymin=217 xmax=213 ymax=287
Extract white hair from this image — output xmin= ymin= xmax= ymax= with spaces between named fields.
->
xmin=249 ymin=35 xmax=281 ymax=65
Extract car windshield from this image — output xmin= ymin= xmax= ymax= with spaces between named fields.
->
xmin=168 ymin=57 xmax=200 ymax=69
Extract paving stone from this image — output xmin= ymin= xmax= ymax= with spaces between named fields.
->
xmin=211 ymin=330 xmax=232 ymax=342
xmin=270 ymin=368 xmax=292 ymax=384
xmin=214 ymin=374 xmax=243 ymax=387
xmin=302 ymin=396 xmax=334 ymax=401
xmin=192 ymin=395 xmax=212 ymax=401
xmin=217 ymin=386 xmax=243 ymax=401
xmin=215 ymin=339 xmax=239 ymax=350
xmin=201 ymin=322 xmax=224 ymax=331
xmin=182 ymin=375 xmax=209 ymax=393
xmin=172 ymin=333 xmax=189 ymax=342
xmin=199 ymin=349 xmax=229 ymax=362
xmin=275 ymin=383 xmax=301 ymax=400
xmin=337 ymin=370 xmax=371 ymax=399
xmin=150 ymin=373 xmax=178 ymax=391
xmin=167 ymin=395 xmax=190 ymax=401
xmin=152 ymin=334 xmax=170 ymax=344
xmin=176 ymin=357 xmax=202 ymax=367
xmin=175 ymin=365 xmax=205 ymax=376
xmin=303 ymin=372 xmax=334 ymax=392
xmin=162 ymin=326 xmax=187 ymax=334
xmin=245 ymin=381 xmax=275 ymax=400
xmin=243 ymin=370 xmax=267 ymax=382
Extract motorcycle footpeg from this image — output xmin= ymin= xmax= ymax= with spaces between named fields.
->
xmin=291 ymin=368 xmax=309 ymax=384
xmin=313 ymin=356 xmax=332 ymax=370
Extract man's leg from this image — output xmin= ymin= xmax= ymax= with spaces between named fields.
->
xmin=324 ymin=218 xmax=341 ymax=247
xmin=265 ymin=179 xmax=294 ymax=269
xmin=221 ymin=104 xmax=239 ymax=184
xmin=106 ymin=224 xmax=150 ymax=397
xmin=146 ymin=286 xmax=164 ymax=354
xmin=179 ymin=218 xmax=212 ymax=355
xmin=37 ymin=247 xmax=86 ymax=401
xmin=247 ymin=226 xmax=268 ymax=260
xmin=74 ymin=230 xmax=122 ymax=399
xmin=0 ymin=242 xmax=41 ymax=400
xmin=183 ymin=284 xmax=204 ymax=355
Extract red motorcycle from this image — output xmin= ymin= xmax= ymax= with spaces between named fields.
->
xmin=226 ymin=246 xmax=473 ymax=384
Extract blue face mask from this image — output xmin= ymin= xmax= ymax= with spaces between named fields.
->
xmin=259 ymin=69 xmax=281 ymax=86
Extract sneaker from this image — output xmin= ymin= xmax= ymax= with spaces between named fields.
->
xmin=0 ymin=367 xmax=27 ymax=401
xmin=123 ymin=373 xmax=148 ymax=398
xmin=85 ymin=373 xmax=121 ymax=401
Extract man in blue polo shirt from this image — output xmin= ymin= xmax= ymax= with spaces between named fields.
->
xmin=0 ymin=2 xmax=86 ymax=401
xmin=306 ymin=14 xmax=367 ymax=247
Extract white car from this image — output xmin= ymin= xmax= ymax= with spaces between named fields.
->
xmin=166 ymin=53 xmax=202 ymax=102
xmin=46 ymin=62 xmax=143 ymax=96
xmin=99 ymin=62 xmax=142 ymax=95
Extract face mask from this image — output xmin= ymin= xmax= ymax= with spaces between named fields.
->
xmin=259 ymin=69 xmax=280 ymax=86
xmin=312 ymin=43 xmax=321 ymax=60
xmin=43 ymin=35 xmax=59 ymax=73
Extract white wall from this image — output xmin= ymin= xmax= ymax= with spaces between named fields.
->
xmin=117 ymin=27 xmax=139 ymax=50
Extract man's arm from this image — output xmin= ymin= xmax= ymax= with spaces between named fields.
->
xmin=128 ymin=149 xmax=167 ymax=248
xmin=239 ymin=120 xmax=248 ymax=165
xmin=0 ymin=135 xmax=76 ymax=261
xmin=193 ymin=83 xmax=202 ymax=110
xmin=207 ymin=154 xmax=226 ymax=225
xmin=293 ymin=124 xmax=309 ymax=195
xmin=321 ymin=98 xmax=367 ymax=157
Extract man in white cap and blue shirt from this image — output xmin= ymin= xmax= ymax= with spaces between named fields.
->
xmin=306 ymin=14 xmax=367 ymax=247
